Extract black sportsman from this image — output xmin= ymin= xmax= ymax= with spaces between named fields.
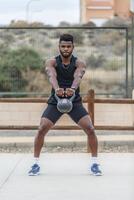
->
xmin=28 ymin=34 xmax=102 ymax=176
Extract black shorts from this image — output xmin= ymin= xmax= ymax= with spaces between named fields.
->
xmin=41 ymin=103 xmax=88 ymax=124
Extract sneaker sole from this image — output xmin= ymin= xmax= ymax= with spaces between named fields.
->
xmin=90 ymin=171 xmax=103 ymax=176
xmin=28 ymin=172 xmax=40 ymax=176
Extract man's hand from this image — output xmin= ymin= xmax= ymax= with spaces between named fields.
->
xmin=65 ymin=88 xmax=75 ymax=97
xmin=55 ymin=88 xmax=65 ymax=97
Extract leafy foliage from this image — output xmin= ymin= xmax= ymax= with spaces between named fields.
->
xmin=0 ymin=47 xmax=42 ymax=91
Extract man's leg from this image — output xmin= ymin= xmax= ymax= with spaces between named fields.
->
xmin=78 ymin=115 xmax=98 ymax=157
xmin=68 ymin=103 xmax=102 ymax=176
xmin=28 ymin=117 xmax=53 ymax=176
xmin=28 ymin=104 xmax=62 ymax=176
xmin=34 ymin=117 xmax=54 ymax=158
xmin=78 ymin=115 xmax=102 ymax=176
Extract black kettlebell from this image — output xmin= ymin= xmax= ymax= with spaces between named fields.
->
xmin=54 ymin=92 xmax=75 ymax=113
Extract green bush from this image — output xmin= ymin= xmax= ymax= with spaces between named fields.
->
xmin=47 ymin=29 xmax=84 ymax=45
xmin=86 ymin=54 xmax=106 ymax=69
xmin=67 ymin=30 xmax=84 ymax=45
xmin=1 ymin=33 xmax=15 ymax=43
xmin=102 ymin=17 xmax=131 ymax=27
xmin=112 ymin=40 xmax=126 ymax=55
xmin=0 ymin=47 xmax=42 ymax=92
xmin=103 ymin=60 xmax=122 ymax=71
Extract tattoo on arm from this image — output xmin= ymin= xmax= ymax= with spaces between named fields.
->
xmin=71 ymin=61 xmax=86 ymax=90
xmin=45 ymin=59 xmax=59 ymax=90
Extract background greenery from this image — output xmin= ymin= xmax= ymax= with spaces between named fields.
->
xmin=0 ymin=17 xmax=132 ymax=97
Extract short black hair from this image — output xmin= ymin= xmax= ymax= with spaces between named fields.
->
xmin=59 ymin=34 xmax=73 ymax=43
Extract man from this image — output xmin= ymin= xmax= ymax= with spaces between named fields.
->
xmin=28 ymin=34 xmax=102 ymax=176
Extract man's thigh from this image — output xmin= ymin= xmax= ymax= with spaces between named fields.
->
xmin=77 ymin=115 xmax=94 ymax=130
xmin=41 ymin=104 xmax=63 ymax=124
xmin=68 ymin=103 xmax=89 ymax=124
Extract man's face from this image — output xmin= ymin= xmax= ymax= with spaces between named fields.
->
xmin=59 ymin=41 xmax=74 ymax=58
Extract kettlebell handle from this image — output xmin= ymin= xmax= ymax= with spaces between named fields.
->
xmin=54 ymin=92 xmax=75 ymax=102
xmin=68 ymin=92 xmax=75 ymax=102
xmin=54 ymin=93 xmax=61 ymax=102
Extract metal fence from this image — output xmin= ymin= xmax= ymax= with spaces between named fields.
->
xmin=0 ymin=26 xmax=130 ymax=98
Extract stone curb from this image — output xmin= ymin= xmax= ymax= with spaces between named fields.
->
xmin=0 ymin=135 xmax=134 ymax=152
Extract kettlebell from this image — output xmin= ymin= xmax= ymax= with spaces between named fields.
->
xmin=54 ymin=92 xmax=75 ymax=113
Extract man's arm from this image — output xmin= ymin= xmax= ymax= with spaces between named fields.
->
xmin=71 ymin=59 xmax=86 ymax=90
xmin=45 ymin=58 xmax=59 ymax=90
xmin=45 ymin=59 xmax=64 ymax=97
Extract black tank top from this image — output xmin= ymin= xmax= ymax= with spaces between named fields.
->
xmin=47 ymin=55 xmax=82 ymax=105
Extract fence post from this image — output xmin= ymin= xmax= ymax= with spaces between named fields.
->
xmin=132 ymin=89 xmax=134 ymax=99
xmin=87 ymin=89 xmax=95 ymax=153
xmin=87 ymin=89 xmax=95 ymax=125
xmin=132 ymin=89 xmax=134 ymax=125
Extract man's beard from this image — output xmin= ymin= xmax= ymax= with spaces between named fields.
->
xmin=60 ymin=50 xmax=72 ymax=58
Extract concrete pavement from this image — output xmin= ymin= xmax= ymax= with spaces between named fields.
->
xmin=0 ymin=153 xmax=134 ymax=200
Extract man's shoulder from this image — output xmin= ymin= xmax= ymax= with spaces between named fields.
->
xmin=46 ymin=57 xmax=56 ymax=66
xmin=76 ymin=58 xmax=86 ymax=67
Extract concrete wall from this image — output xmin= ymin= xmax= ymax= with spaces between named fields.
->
xmin=0 ymin=102 xmax=133 ymax=127
xmin=115 ymin=0 xmax=130 ymax=17
xmin=95 ymin=103 xmax=133 ymax=126
xmin=80 ymin=0 xmax=130 ymax=24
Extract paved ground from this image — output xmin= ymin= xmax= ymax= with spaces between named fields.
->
xmin=0 ymin=153 xmax=134 ymax=200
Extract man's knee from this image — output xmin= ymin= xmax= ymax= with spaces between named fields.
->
xmin=84 ymin=124 xmax=95 ymax=135
xmin=38 ymin=122 xmax=51 ymax=136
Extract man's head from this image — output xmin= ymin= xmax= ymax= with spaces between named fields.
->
xmin=59 ymin=34 xmax=74 ymax=58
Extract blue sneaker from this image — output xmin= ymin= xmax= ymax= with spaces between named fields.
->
xmin=90 ymin=163 xmax=102 ymax=176
xmin=28 ymin=164 xmax=40 ymax=176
